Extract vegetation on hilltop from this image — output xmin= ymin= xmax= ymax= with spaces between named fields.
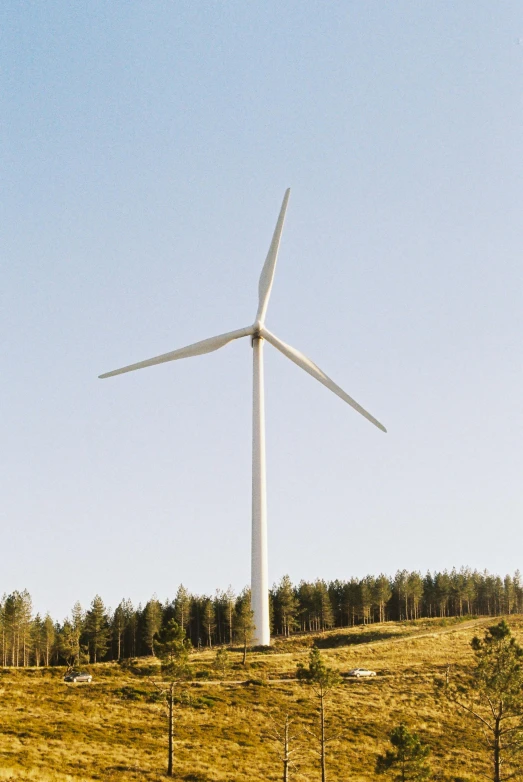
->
xmin=1 ymin=568 xmax=522 ymax=668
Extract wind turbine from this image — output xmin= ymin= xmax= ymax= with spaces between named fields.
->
xmin=99 ymin=189 xmax=386 ymax=645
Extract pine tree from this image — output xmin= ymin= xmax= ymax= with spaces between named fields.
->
xmin=274 ymin=575 xmax=299 ymax=636
xmin=126 ymin=601 xmax=139 ymax=658
xmin=0 ymin=597 xmax=6 ymax=667
xmin=112 ymin=600 xmax=131 ymax=660
xmin=2 ymin=591 xmax=33 ymax=667
xmin=358 ymin=577 xmax=374 ymax=624
xmin=31 ymin=614 xmax=43 ymax=666
xmin=314 ymin=580 xmax=334 ymax=631
xmin=201 ymin=598 xmax=215 ymax=648
xmin=503 ymin=574 xmax=515 ymax=614
xmin=174 ymin=585 xmax=191 ymax=634
xmin=422 ymin=572 xmax=436 ymax=618
xmin=213 ymin=647 xmax=229 ymax=678
xmin=59 ymin=620 xmax=78 ymax=667
xmin=234 ymin=589 xmax=255 ymax=664
xmin=143 ymin=597 xmax=163 ymax=656
xmin=71 ymin=602 xmax=84 ymax=664
xmin=376 ymin=723 xmax=431 ymax=781
xmin=393 ymin=571 xmax=408 ymax=621
xmin=42 ymin=614 xmax=55 ymax=666
xmin=446 ymin=620 xmax=523 ymax=782
xmin=3 ymin=591 xmax=26 ymax=666
xmin=406 ymin=573 xmax=424 ymax=620
xmin=84 ymin=596 xmax=110 ymax=663
xmin=297 ymin=647 xmax=341 ymax=782
xmin=211 ymin=591 xmax=226 ymax=645
xmin=297 ymin=581 xmax=315 ymax=632
xmin=327 ymin=580 xmax=345 ymax=627
xmin=223 ymin=586 xmax=235 ymax=645
xmin=154 ymin=620 xmax=192 ymax=777
xmin=435 ymin=571 xmax=451 ymax=617
xmin=343 ymin=579 xmax=359 ymax=626
xmin=19 ymin=591 xmax=33 ymax=666
xmin=514 ymin=570 xmax=523 ymax=613
xmin=462 ymin=567 xmax=477 ymax=615
xmin=450 ymin=568 xmax=465 ymax=616
xmin=374 ymin=574 xmax=392 ymax=623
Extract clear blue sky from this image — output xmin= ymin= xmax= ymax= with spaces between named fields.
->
xmin=2 ymin=2 xmax=522 ymax=620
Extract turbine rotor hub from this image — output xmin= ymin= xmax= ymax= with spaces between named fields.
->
xmin=251 ymin=328 xmax=264 ymax=347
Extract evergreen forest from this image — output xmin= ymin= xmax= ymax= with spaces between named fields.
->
xmin=2 ymin=568 xmax=522 ymax=667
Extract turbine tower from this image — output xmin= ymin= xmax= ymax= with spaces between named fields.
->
xmin=99 ymin=189 xmax=386 ymax=645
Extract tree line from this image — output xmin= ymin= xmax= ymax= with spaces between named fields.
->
xmin=1 ymin=567 xmax=522 ymax=667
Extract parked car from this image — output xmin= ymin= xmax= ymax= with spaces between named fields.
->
xmin=346 ymin=668 xmax=376 ymax=678
xmin=64 ymin=671 xmax=92 ymax=683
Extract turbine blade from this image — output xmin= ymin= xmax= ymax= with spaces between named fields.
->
xmin=255 ymin=188 xmax=290 ymax=325
xmin=262 ymin=328 xmax=387 ymax=433
xmin=99 ymin=326 xmax=254 ymax=379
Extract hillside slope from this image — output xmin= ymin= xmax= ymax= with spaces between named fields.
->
xmin=0 ymin=616 xmax=519 ymax=781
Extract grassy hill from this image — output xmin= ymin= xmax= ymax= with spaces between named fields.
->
xmin=1 ymin=615 xmax=521 ymax=781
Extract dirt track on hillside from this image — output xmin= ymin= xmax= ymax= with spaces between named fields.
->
xmin=184 ymin=617 xmax=496 ymax=686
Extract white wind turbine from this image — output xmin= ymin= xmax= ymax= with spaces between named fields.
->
xmin=99 ymin=189 xmax=386 ymax=645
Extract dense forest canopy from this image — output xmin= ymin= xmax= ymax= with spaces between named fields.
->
xmin=2 ymin=568 xmax=522 ymax=667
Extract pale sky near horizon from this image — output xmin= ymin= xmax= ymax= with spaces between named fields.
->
xmin=2 ymin=2 xmax=522 ymax=621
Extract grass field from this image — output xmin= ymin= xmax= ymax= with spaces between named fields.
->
xmin=1 ymin=615 xmax=521 ymax=781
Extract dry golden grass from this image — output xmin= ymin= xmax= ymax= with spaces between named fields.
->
xmin=1 ymin=615 xmax=522 ymax=781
